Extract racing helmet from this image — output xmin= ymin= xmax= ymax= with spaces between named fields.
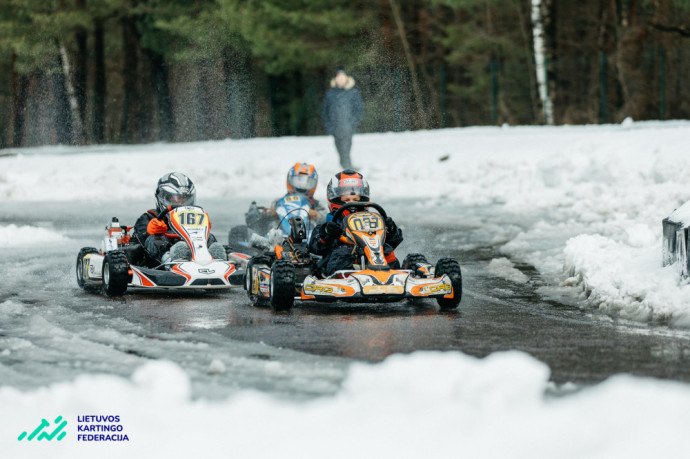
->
xmin=287 ymin=162 xmax=318 ymax=198
xmin=155 ymin=172 xmax=196 ymax=212
xmin=326 ymin=169 xmax=370 ymax=212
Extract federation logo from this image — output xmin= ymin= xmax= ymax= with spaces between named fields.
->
xmin=18 ymin=416 xmax=67 ymax=441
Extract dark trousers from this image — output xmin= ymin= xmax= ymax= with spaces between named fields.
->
xmin=333 ymin=134 xmax=353 ymax=169
xmin=321 ymin=244 xmax=400 ymax=276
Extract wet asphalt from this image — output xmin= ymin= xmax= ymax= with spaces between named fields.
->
xmin=3 ymin=199 xmax=690 ymax=390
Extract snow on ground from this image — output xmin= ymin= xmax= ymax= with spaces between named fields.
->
xmin=4 ymin=121 xmax=690 ymax=455
xmin=0 ymin=224 xmax=68 ymax=247
xmin=483 ymin=257 xmax=529 ymax=283
xmin=2 ymin=352 xmax=690 ymax=459
xmin=3 ymin=120 xmax=690 ymax=324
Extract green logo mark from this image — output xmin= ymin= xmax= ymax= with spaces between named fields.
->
xmin=18 ymin=416 xmax=67 ymax=441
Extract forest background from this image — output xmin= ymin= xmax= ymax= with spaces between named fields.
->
xmin=1 ymin=0 xmax=689 ymax=148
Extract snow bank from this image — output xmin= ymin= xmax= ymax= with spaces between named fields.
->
xmin=3 ymin=121 xmax=690 ymax=323
xmin=563 ymin=235 xmax=690 ymax=326
xmin=3 ymin=351 xmax=690 ymax=458
xmin=0 ymin=224 xmax=67 ymax=246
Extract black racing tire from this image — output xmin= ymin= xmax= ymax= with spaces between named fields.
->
xmin=435 ymin=258 xmax=462 ymax=310
xmin=402 ymin=253 xmax=429 ymax=273
xmin=76 ymin=247 xmax=99 ymax=292
xmin=270 ymin=260 xmax=296 ymax=312
xmin=101 ymin=250 xmax=129 ymax=297
xmin=246 ymin=256 xmax=271 ymax=306
xmin=228 ymin=225 xmax=250 ymax=245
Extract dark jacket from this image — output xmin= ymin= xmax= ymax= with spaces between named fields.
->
xmin=133 ymin=210 xmax=180 ymax=246
xmin=321 ymin=77 xmax=363 ymax=136
xmin=308 ymin=210 xmax=403 ymax=275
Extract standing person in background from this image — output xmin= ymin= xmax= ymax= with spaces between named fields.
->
xmin=321 ymin=67 xmax=363 ymax=170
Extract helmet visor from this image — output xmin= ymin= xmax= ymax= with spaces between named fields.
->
xmin=289 ymin=175 xmax=317 ymax=193
xmin=159 ymin=189 xmax=195 ymax=208
xmin=327 ymin=178 xmax=369 ymax=201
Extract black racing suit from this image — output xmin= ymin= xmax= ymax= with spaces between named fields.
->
xmin=308 ymin=210 xmax=403 ymax=277
xmin=133 ymin=209 xmax=219 ymax=266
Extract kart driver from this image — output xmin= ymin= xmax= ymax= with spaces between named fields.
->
xmin=271 ymin=162 xmax=326 ymax=223
xmin=308 ymin=169 xmax=403 ymax=276
xmin=133 ymin=172 xmax=227 ymax=265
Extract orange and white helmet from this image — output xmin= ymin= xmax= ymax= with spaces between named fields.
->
xmin=286 ymin=163 xmax=318 ymax=198
xmin=326 ymin=169 xmax=370 ymax=212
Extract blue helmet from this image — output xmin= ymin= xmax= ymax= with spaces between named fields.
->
xmin=287 ymin=163 xmax=318 ymax=198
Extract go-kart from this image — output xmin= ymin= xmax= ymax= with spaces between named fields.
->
xmin=245 ymin=202 xmax=462 ymax=311
xmin=227 ymin=193 xmax=319 ymax=255
xmin=76 ymin=205 xmax=246 ymax=296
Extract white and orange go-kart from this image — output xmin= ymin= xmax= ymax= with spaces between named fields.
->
xmin=245 ymin=202 xmax=462 ymax=311
xmin=76 ymin=205 xmax=247 ymax=296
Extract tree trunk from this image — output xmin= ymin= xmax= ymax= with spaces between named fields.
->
xmin=93 ymin=18 xmax=106 ymax=143
xmin=223 ymin=51 xmax=255 ymax=139
xmin=146 ymin=49 xmax=175 ymax=141
xmin=121 ymin=15 xmax=140 ymax=143
xmin=11 ymin=53 xmax=28 ymax=148
xmin=59 ymin=43 xmax=86 ymax=144
xmin=52 ymin=53 xmax=74 ymax=145
xmin=75 ymin=0 xmax=88 ymax=141
xmin=531 ymin=0 xmax=554 ymax=124
xmin=614 ymin=0 xmax=648 ymax=120
xmin=388 ymin=0 xmax=429 ymax=129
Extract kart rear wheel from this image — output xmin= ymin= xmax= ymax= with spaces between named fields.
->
xmin=246 ymin=256 xmax=270 ymax=306
xmin=270 ymin=260 xmax=295 ymax=312
xmin=402 ymin=253 xmax=429 ymax=275
xmin=435 ymin=258 xmax=462 ymax=310
xmin=76 ymin=247 xmax=99 ymax=292
xmin=229 ymin=225 xmax=250 ymax=245
xmin=101 ymin=250 xmax=129 ymax=297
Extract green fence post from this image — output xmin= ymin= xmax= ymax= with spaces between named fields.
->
xmin=600 ymin=52 xmax=607 ymax=124
xmin=440 ymin=65 xmax=447 ymax=128
xmin=491 ymin=61 xmax=498 ymax=125
xmin=660 ymin=48 xmax=666 ymax=121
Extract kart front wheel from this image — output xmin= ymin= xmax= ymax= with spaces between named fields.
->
xmin=270 ymin=260 xmax=295 ymax=312
xmin=101 ymin=250 xmax=129 ymax=297
xmin=435 ymin=258 xmax=462 ymax=310
xmin=76 ymin=247 xmax=99 ymax=292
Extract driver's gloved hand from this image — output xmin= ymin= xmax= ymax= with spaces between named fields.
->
xmin=323 ymin=221 xmax=343 ymax=239
xmin=147 ymin=218 xmax=168 ymax=235
xmin=385 ymin=217 xmax=398 ymax=234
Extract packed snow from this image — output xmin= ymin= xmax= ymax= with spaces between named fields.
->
xmin=483 ymin=257 xmax=529 ymax=284
xmin=0 ymin=224 xmax=68 ymax=246
xmin=3 ymin=352 xmax=690 ymax=458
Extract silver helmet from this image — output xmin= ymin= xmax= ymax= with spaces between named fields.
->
xmin=155 ymin=172 xmax=196 ymax=212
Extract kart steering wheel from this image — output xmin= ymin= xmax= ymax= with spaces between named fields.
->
xmin=156 ymin=205 xmax=174 ymax=220
xmin=331 ymin=202 xmax=388 ymax=226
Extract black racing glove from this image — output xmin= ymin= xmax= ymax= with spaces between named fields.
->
xmin=323 ymin=221 xmax=343 ymax=239
xmin=385 ymin=217 xmax=398 ymax=234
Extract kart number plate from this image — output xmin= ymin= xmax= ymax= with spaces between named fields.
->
xmin=362 ymin=285 xmax=404 ymax=294
xmin=347 ymin=212 xmax=383 ymax=232
xmin=173 ymin=211 xmax=207 ymax=227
